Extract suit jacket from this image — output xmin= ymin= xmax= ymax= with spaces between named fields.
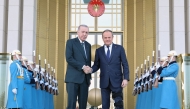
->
xmin=65 ymin=37 xmax=91 ymax=85
xmin=92 ymin=44 xmax=130 ymax=88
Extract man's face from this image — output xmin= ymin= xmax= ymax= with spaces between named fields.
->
xmin=77 ymin=26 xmax=89 ymax=42
xmin=102 ymin=31 xmax=113 ymax=46
xmin=13 ymin=54 xmax=22 ymax=60
xmin=160 ymin=60 xmax=168 ymax=67
xmin=18 ymin=54 xmax=22 ymax=60
xmin=167 ymin=56 xmax=171 ymax=62
xmin=160 ymin=61 xmax=164 ymax=65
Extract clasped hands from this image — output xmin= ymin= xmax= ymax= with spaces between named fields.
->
xmin=83 ymin=65 xmax=92 ymax=74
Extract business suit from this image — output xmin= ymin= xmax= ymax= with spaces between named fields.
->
xmin=65 ymin=37 xmax=91 ymax=109
xmin=92 ymin=43 xmax=130 ymax=109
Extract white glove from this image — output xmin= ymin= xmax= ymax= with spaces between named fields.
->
xmin=49 ymin=76 xmax=51 ymax=80
xmin=146 ymin=72 xmax=149 ymax=77
xmin=48 ymin=85 xmax=52 ymax=88
xmin=40 ymin=71 xmax=44 ymax=75
xmin=156 ymin=63 xmax=160 ymax=70
xmin=54 ymin=80 xmax=57 ymax=83
xmin=45 ymin=82 xmax=49 ymax=86
xmin=158 ymin=76 xmax=161 ymax=80
xmin=12 ymin=88 xmax=17 ymax=94
xmin=40 ymin=80 xmax=44 ymax=84
xmin=155 ymin=74 xmax=159 ymax=79
xmin=34 ymin=68 xmax=39 ymax=72
xmin=34 ymin=77 xmax=38 ymax=82
xmin=150 ymin=67 xmax=155 ymax=72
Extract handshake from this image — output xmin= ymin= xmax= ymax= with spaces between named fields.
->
xmin=83 ymin=65 xmax=92 ymax=74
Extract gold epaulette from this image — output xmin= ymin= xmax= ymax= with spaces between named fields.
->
xmin=17 ymin=76 xmax=24 ymax=79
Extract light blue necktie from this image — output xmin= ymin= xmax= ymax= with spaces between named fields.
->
xmin=81 ymin=42 xmax=87 ymax=59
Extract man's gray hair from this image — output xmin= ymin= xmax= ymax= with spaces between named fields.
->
xmin=77 ymin=24 xmax=89 ymax=31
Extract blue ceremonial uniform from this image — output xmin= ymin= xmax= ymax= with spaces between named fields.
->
xmin=160 ymin=61 xmax=180 ymax=109
xmin=27 ymin=70 xmax=39 ymax=109
xmin=6 ymin=60 xmax=24 ymax=108
xmin=38 ymin=77 xmax=45 ymax=109
xmin=49 ymin=93 xmax=54 ymax=109
xmin=136 ymin=76 xmax=142 ymax=109
xmin=23 ymin=66 xmax=33 ymax=109
xmin=31 ymin=86 xmax=38 ymax=109
xmin=151 ymin=67 xmax=165 ymax=109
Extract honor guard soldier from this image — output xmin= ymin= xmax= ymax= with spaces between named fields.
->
xmin=38 ymin=68 xmax=45 ymax=109
xmin=22 ymin=57 xmax=35 ymax=109
xmin=21 ymin=56 xmax=31 ymax=108
xmin=159 ymin=50 xmax=180 ymax=109
xmin=32 ymin=64 xmax=41 ymax=109
xmin=152 ymin=57 xmax=168 ymax=109
xmin=144 ymin=67 xmax=153 ymax=109
xmin=27 ymin=60 xmax=38 ymax=86
xmin=44 ymin=67 xmax=49 ymax=109
xmin=27 ymin=60 xmax=38 ymax=109
xmin=6 ymin=50 xmax=24 ymax=109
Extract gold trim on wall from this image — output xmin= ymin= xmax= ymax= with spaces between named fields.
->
xmin=64 ymin=0 xmax=69 ymax=108
xmin=0 ymin=53 xmax=11 ymax=55
xmin=123 ymin=0 xmax=129 ymax=108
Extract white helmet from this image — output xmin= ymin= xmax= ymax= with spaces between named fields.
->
xmin=22 ymin=56 xmax=28 ymax=61
xmin=41 ymin=68 xmax=45 ymax=72
xmin=168 ymin=50 xmax=178 ymax=56
xmin=27 ymin=61 xmax=34 ymax=65
xmin=11 ymin=50 xmax=21 ymax=55
xmin=35 ymin=65 xmax=39 ymax=69
xmin=161 ymin=56 xmax=168 ymax=62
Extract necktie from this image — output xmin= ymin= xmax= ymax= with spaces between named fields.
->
xmin=81 ymin=42 xmax=87 ymax=59
xmin=106 ymin=46 xmax=110 ymax=60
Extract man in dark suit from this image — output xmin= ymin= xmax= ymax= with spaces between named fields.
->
xmin=65 ymin=24 xmax=91 ymax=109
xmin=84 ymin=29 xmax=130 ymax=109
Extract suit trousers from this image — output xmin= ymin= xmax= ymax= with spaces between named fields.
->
xmin=66 ymin=77 xmax=88 ymax=109
xmin=101 ymin=79 xmax=123 ymax=109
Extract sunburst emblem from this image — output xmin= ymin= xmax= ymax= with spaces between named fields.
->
xmin=88 ymin=0 xmax=105 ymax=17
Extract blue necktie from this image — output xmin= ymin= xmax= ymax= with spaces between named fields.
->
xmin=106 ymin=46 xmax=110 ymax=60
xmin=81 ymin=42 xmax=87 ymax=59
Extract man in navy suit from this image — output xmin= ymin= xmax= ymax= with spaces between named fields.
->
xmin=84 ymin=29 xmax=130 ymax=109
xmin=65 ymin=24 xmax=91 ymax=109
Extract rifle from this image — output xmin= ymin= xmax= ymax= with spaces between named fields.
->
xmin=55 ymin=81 xmax=59 ymax=95
xmin=53 ymin=69 xmax=59 ymax=95
xmin=144 ymin=60 xmax=148 ymax=92
xmin=154 ymin=45 xmax=161 ymax=88
xmin=140 ymin=64 xmax=144 ymax=93
xmin=49 ymin=67 xmax=53 ymax=94
xmin=47 ymin=65 xmax=51 ymax=93
xmin=137 ymin=67 xmax=141 ymax=94
xmin=132 ymin=68 xmax=138 ymax=96
xmin=52 ymin=69 xmax=56 ymax=95
xmin=147 ymin=56 xmax=153 ymax=90
xmin=152 ymin=51 xmax=155 ymax=67
xmin=38 ymin=55 xmax=44 ymax=90
xmin=33 ymin=51 xmax=39 ymax=89
xmin=44 ymin=60 xmax=49 ymax=92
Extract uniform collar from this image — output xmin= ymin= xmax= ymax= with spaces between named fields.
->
xmin=169 ymin=61 xmax=177 ymax=65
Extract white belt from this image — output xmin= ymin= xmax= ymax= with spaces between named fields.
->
xmin=163 ymin=77 xmax=175 ymax=80
xmin=158 ymin=82 xmax=162 ymax=84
